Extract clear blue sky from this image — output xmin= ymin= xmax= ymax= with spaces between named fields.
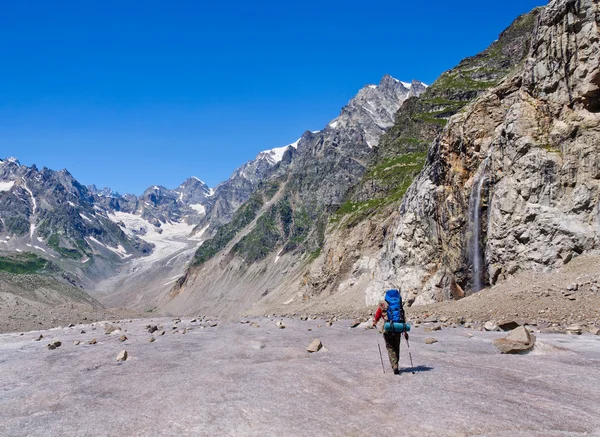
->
xmin=1 ymin=0 xmax=546 ymax=195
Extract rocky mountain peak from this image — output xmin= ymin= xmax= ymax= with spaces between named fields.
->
xmin=88 ymin=184 xmax=120 ymax=198
xmin=177 ymin=177 xmax=213 ymax=205
xmin=329 ymin=74 xmax=427 ymax=147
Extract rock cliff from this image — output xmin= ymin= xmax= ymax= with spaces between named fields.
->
xmin=367 ymin=0 xmax=600 ymax=306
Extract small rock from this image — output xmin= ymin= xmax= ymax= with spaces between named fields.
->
xmin=118 ymin=335 xmax=128 ymax=342
xmin=34 ymin=334 xmax=43 ymax=341
xmin=484 ymin=321 xmax=500 ymax=331
xmin=104 ymin=323 xmax=121 ymax=335
xmin=88 ymin=338 xmax=97 ymax=345
xmin=116 ymin=350 xmax=128 ymax=362
xmin=589 ymin=327 xmax=600 ymax=335
xmin=149 ymin=336 xmax=156 ymax=342
xmin=350 ymin=319 xmax=361 ymax=328
xmin=81 ymin=330 xmax=86 ymax=334
xmin=276 ymin=320 xmax=286 ymax=329
xmin=566 ymin=325 xmax=583 ymax=335
xmin=326 ymin=321 xmax=333 ymax=327
xmin=465 ymin=332 xmax=474 ymax=338
xmin=147 ymin=325 xmax=158 ymax=334
xmin=68 ymin=323 xmax=75 ymax=328
xmin=47 ymin=340 xmax=62 ymax=350
xmin=210 ymin=322 xmax=218 ymax=328
xmin=73 ymin=340 xmax=81 ymax=345
xmin=307 ymin=339 xmax=323 ymax=353
xmin=159 ymin=330 xmax=165 ymax=336
xmin=425 ymin=337 xmax=438 ymax=344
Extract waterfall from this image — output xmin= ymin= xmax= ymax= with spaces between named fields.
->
xmin=468 ymin=157 xmax=489 ymax=293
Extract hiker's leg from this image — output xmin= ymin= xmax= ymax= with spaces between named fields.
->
xmin=392 ymin=333 xmax=401 ymax=368
xmin=383 ymin=332 xmax=399 ymax=370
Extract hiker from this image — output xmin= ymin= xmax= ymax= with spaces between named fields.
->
xmin=373 ymin=289 xmax=409 ymax=375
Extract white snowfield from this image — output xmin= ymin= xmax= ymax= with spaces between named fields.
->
xmin=0 ymin=319 xmax=598 ymax=437
xmin=261 ymin=138 xmax=301 ymax=165
xmin=95 ymin=211 xmax=208 ymax=308
xmin=189 ymin=204 xmax=206 ymax=215
xmin=0 ymin=180 xmax=14 ymax=192
xmin=107 ymin=211 xmax=203 ymax=265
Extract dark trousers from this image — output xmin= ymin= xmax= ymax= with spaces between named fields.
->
xmin=383 ymin=331 xmax=401 ymax=370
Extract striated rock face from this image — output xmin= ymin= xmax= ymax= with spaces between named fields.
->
xmin=368 ymin=0 xmax=600 ymax=306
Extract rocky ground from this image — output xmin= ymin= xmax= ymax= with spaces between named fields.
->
xmin=1 ymin=317 xmax=599 ymax=437
xmin=406 ymin=254 xmax=600 ymax=330
xmin=0 ymin=298 xmax=146 ymax=334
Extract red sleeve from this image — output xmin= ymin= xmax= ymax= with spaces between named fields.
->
xmin=374 ymin=307 xmax=383 ymax=322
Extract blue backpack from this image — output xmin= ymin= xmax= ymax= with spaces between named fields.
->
xmin=385 ymin=289 xmax=405 ymax=323
xmin=383 ymin=289 xmax=408 ymax=333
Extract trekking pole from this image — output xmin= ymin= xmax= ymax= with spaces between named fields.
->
xmin=375 ymin=330 xmax=385 ymax=374
xmin=405 ymin=334 xmax=415 ymax=374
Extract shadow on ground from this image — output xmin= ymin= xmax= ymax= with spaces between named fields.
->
xmin=400 ymin=365 xmax=433 ymax=374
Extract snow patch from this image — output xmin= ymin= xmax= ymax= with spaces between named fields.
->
xmin=0 ymin=181 xmax=15 ymax=192
xmin=328 ymin=120 xmax=339 ymax=129
xmin=367 ymin=84 xmax=377 ymax=89
xmin=88 ymin=236 xmax=106 ymax=248
xmin=274 ymin=248 xmax=283 ymax=264
xmin=400 ymin=81 xmax=411 ymax=89
xmin=189 ymin=204 xmax=206 ymax=215
xmin=80 ymin=213 xmax=93 ymax=223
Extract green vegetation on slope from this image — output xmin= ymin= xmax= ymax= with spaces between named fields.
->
xmin=331 ymin=152 xmax=427 ymax=227
xmin=192 ymin=192 xmax=265 ymax=266
xmin=0 ymin=253 xmax=51 ymax=274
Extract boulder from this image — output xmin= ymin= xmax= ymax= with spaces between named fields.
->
xmin=350 ymin=319 xmax=361 ymax=328
xmin=566 ymin=325 xmax=583 ymax=335
xmin=116 ymin=350 xmax=128 ymax=362
xmin=425 ymin=337 xmax=438 ymax=344
xmin=493 ymin=326 xmax=536 ymax=354
xmin=589 ymin=326 xmax=600 ymax=335
xmin=307 ymin=339 xmax=323 ymax=353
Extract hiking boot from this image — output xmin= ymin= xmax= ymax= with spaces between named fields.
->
xmin=393 ymin=368 xmax=400 ymax=375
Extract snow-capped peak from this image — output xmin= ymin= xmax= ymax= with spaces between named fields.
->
xmin=2 ymin=157 xmax=20 ymax=166
xmin=259 ymin=138 xmax=301 ymax=165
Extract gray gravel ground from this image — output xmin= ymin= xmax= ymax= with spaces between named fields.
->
xmin=1 ymin=318 xmax=599 ymax=437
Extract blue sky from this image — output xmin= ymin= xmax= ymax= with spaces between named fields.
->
xmin=1 ymin=0 xmax=546 ymax=195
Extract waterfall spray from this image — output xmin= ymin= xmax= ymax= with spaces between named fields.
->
xmin=468 ymin=158 xmax=489 ymax=293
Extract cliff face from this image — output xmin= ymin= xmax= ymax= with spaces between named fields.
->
xmin=367 ymin=0 xmax=600 ymax=306
xmin=300 ymin=8 xmax=542 ymax=307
